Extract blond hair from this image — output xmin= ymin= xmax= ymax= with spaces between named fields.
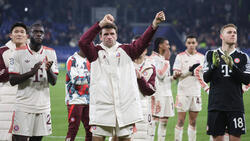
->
xmin=220 ymin=24 xmax=237 ymax=34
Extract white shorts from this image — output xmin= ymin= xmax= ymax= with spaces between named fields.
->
xmin=12 ymin=111 xmax=52 ymax=136
xmin=90 ymin=121 xmax=135 ymax=137
xmin=133 ymin=113 xmax=153 ymax=140
xmin=152 ymin=96 xmax=175 ymax=118
xmin=175 ymin=95 xmax=202 ymax=112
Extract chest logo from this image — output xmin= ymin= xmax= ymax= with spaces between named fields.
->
xmin=143 ymin=71 xmax=148 ymax=76
xmin=25 ymin=60 xmax=30 ymax=63
xmin=234 ymin=58 xmax=240 ymax=63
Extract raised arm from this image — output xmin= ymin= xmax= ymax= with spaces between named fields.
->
xmin=121 ymin=11 xmax=166 ymax=60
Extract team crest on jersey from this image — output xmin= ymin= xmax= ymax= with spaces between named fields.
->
xmin=14 ymin=125 xmax=19 ymax=131
xmin=70 ymin=117 xmax=75 ymax=122
xmin=234 ymin=58 xmax=240 ymax=63
xmin=116 ymin=52 xmax=120 ymax=57
xmin=92 ymin=125 xmax=96 ymax=130
xmin=143 ymin=71 xmax=148 ymax=76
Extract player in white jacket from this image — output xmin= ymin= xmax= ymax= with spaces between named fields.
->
xmin=78 ymin=12 xmax=165 ymax=141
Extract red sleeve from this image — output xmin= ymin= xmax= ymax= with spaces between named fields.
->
xmin=120 ymin=25 xmax=157 ymax=60
xmin=0 ymin=47 xmax=10 ymax=82
xmin=78 ymin=22 xmax=103 ymax=62
xmin=137 ymin=65 xmax=156 ymax=96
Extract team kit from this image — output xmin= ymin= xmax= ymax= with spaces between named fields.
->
xmin=0 ymin=11 xmax=249 ymax=141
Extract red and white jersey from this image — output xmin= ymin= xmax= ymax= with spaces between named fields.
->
xmin=8 ymin=45 xmax=58 ymax=113
xmin=150 ymin=52 xmax=172 ymax=96
xmin=173 ymin=51 xmax=204 ymax=96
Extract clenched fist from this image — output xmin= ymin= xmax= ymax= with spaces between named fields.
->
xmin=99 ymin=14 xmax=115 ymax=27
xmin=152 ymin=11 xmax=166 ymax=29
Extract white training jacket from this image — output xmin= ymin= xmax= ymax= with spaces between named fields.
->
xmin=78 ymin=22 xmax=157 ymax=127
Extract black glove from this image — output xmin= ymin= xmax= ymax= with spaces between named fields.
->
xmin=189 ymin=63 xmax=200 ymax=75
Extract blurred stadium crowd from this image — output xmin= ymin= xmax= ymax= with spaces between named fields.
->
xmin=0 ymin=0 xmax=249 ymax=49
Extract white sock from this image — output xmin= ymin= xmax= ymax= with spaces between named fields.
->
xmin=174 ymin=125 xmax=183 ymax=141
xmin=158 ymin=121 xmax=167 ymax=141
xmin=209 ymin=135 xmax=213 ymax=141
xmin=224 ymin=133 xmax=229 ymax=141
xmin=149 ymin=120 xmax=157 ymax=141
xmin=188 ymin=125 xmax=196 ymax=141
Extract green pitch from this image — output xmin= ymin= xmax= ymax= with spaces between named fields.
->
xmin=43 ymin=70 xmax=250 ymax=141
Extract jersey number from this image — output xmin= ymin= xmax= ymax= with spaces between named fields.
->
xmin=233 ymin=117 xmax=244 ymax=128
xmin=33 ymin=68 xmax=44 ymax=82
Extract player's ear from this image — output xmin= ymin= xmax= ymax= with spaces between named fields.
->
xmin=9 ymin=33 xmax=13 ymax=39
xmin=220 ymin=34 xmax=223 ymax=40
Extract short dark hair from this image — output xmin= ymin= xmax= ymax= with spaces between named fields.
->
xmin=10 ymin=22 xmax=28 ymax=33
xmin=154 ymin=37 xmax=166 ymax=53
xmin=30 ymin=22 xmax=44 ymax=29
xmin=99 ymin=23 xmax=118 ymax=35
xmin=186 ymin=34 xmax=197 ymax=40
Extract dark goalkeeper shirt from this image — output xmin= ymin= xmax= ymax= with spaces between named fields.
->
xmin=203 ymin=48 xmax=250 ymax=112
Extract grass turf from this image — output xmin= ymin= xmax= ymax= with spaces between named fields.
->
xmin=43 ymin=70 xmax=250 ymax=141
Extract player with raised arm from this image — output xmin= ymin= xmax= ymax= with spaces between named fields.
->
xmin=78 ymin=11 xmax=165 ymax=141
xmin=0 ymin=22 xmax=28 ymax=140
xmin=149 ymin=37 xmax=175 ymax=141
xmin=173 ymin=34 xmax=208 ymax=141
xmin=9 ymin=23 xmax=58 ymax=141
xmin=203 ymin=24 xmax=250 ymax=141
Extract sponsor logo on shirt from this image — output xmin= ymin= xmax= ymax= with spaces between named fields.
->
xmin=25 ymin=59 xmax=30 ymax=63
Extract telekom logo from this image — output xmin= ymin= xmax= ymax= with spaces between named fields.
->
xmin=221 ymin=64 xmax=232 ymax=77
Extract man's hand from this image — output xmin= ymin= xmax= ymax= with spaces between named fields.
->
xmin=221 ymin=52 xmax=234 ymax=70
xmin=99 ymin=14 xmax=115 ymax=28
xmin=31 ymin=62 xmax=42 ymax=75
xmin=189 ymin=63 xmax=200 ymax=75
xmin=173 ymin=71 xmax=182 ymax=79
xmin=152 ymin=11 xmax=166 ymax=29
xmin=212 ymin=50 xmax=220 ymax=68
xmin=46 ymin=61 xmax=53 ymax=71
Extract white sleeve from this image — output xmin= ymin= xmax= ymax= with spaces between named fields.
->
xmin=49 ymin=50 xmax=59 ymax=74
xmin=173 ymin=54 xmax=181 ymax=72
xmin=194 ymin=65 xmax=210 ymax=94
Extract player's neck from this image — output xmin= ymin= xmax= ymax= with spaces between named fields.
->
xmin=187 ymin=49 xmax=196 ymax=55
xmin=77 ymin=52 xmax=85 ymax=58
xmin=15 ymin=43 xmax=26 ymax=48
xmin=222 ymin=43 xmax=235 ymax=54
xmin=29 ymin=43 xmax=41 ymax=52
xmin=134 ymin=56 xmax=144 ymax=64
